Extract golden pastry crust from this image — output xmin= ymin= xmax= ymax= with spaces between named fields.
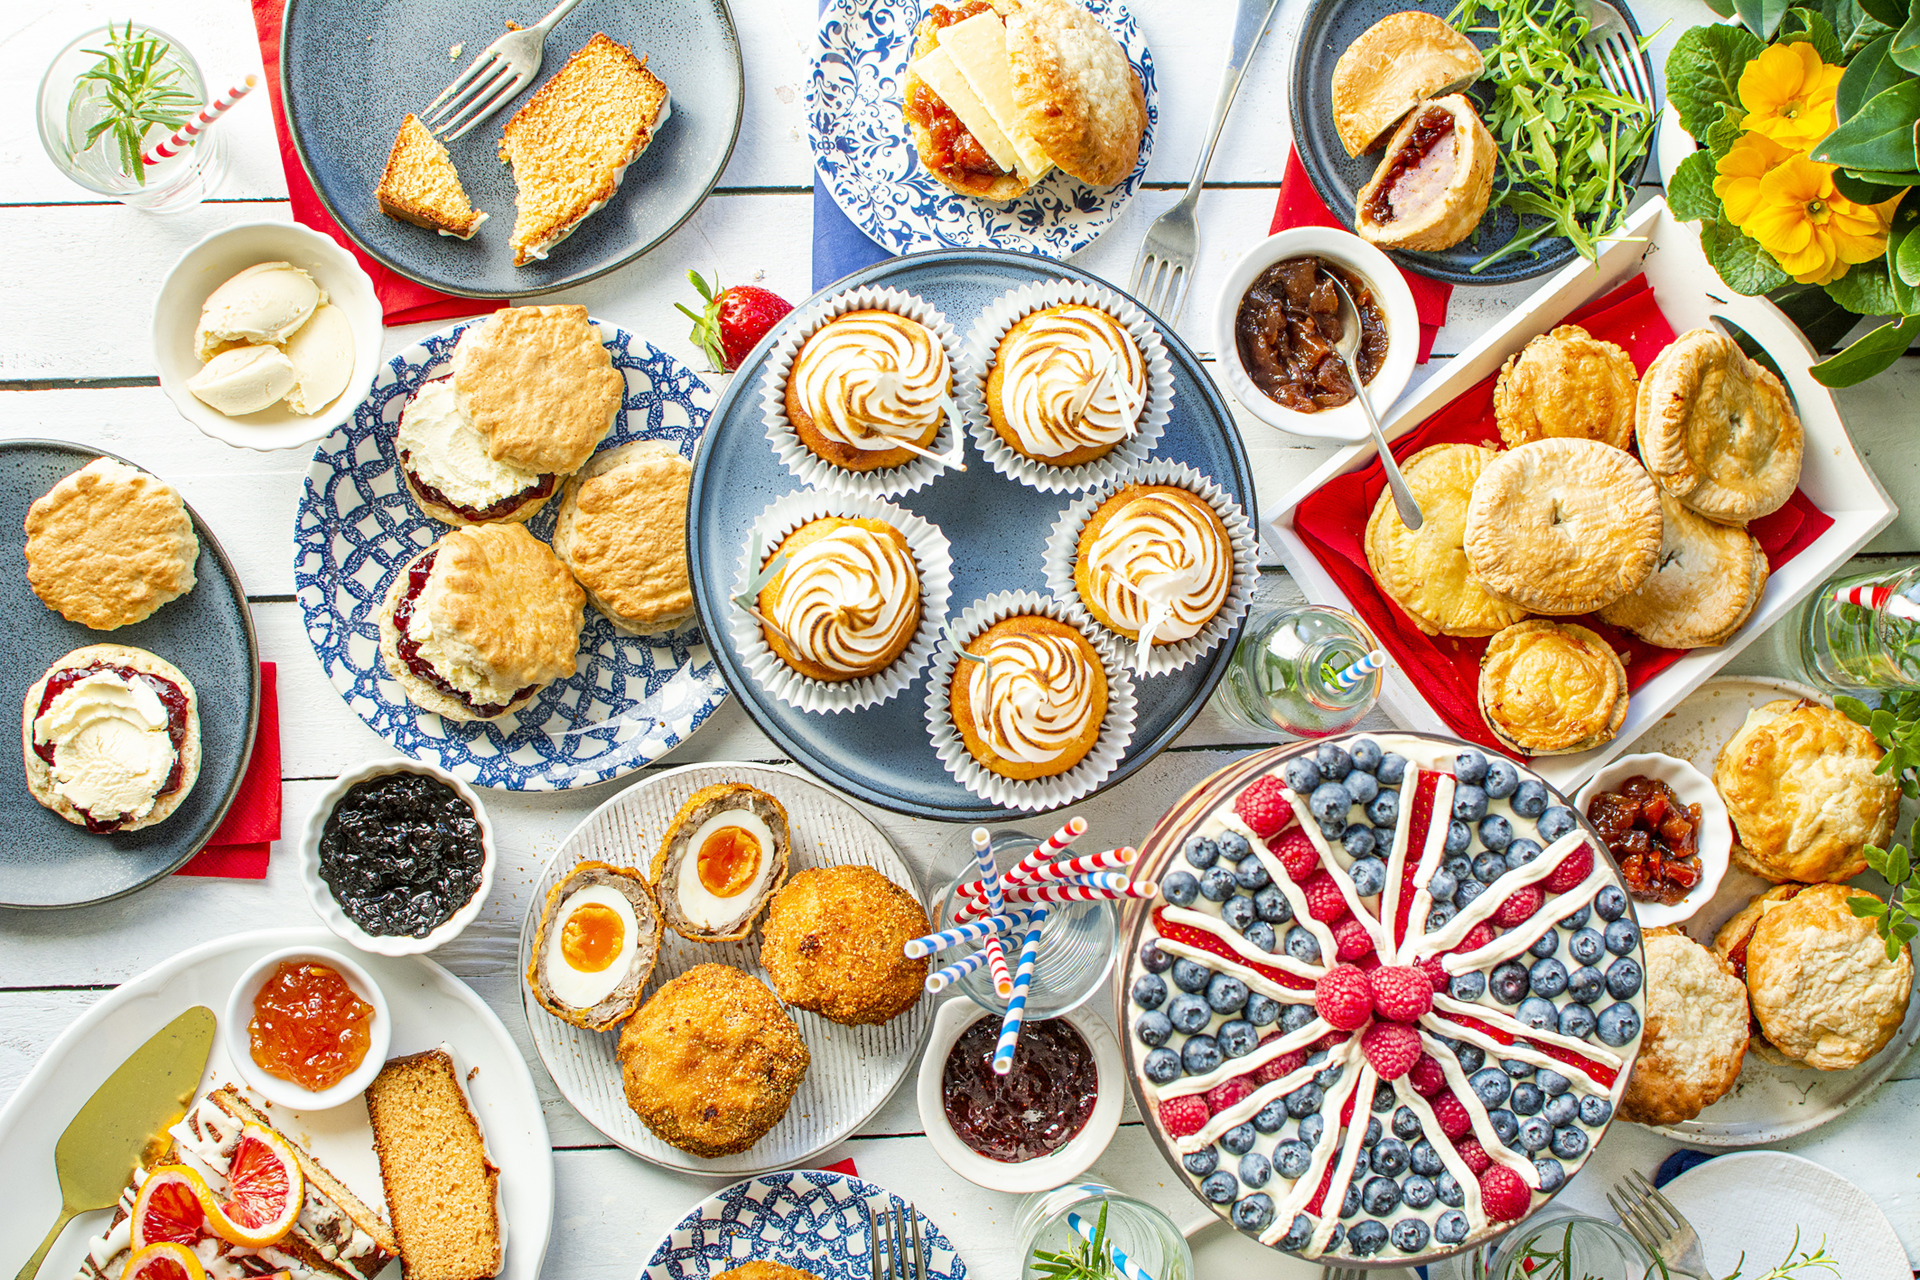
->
xmin=1714 ymin=698 xmax=1898 ymax=883
xmin=715 ymin=1266 xmax=823 ymax=1280
xmin=1074 ymin=484 xmax=1233 ymax=643
xmin=1354 ymin=95 xmax=1497 ymax=252
xmin=617 ymin=964 xmax=810 ymax=1157
xmin=761 ymin=864 xmax=932 ymax=1025
xmin=1463 ymin=438 xmax=1662 ymax=615
xmin=1493 ymin=325 xmax=1638 ymax=450
xmin=758 ymin=517 xmax=921 ymax=682
xmin=1478 ymin=620 xmax=1627 ymax=755
xmin=949 ymin=613 xmax=1107 ymax=780
xmin=903 ymin=17 xmax=1031 ymax=202
xmin=1636 ymin=329 xmax=1804 ymax=525
xmin=1006 ymin=0 xmax=1147 ymax=187
xmin=1712 ymin=884 xmax=1805 ymax=972
xmin=1364 ymin=444 xmax=1528 ymax=637
xmin=1330 ymin=11 xmax=1485 ymax=156
xmin=451 ymin=305 xmax=624 ymax=476
xmin=785 ymin=311 xmax=947 ymax=472
xmin=551 ymin=442 xmax=693 ymax=635
xmin=1745 ymin=883 xmax=1914 ymax=1071
xmin=1618 ymin=928 xmax=1749 ymax=1125
xmin=1596 ymin=491 xmax=1769 ymax=650
xmin=25 ymin=458 xmax=199 ymax=631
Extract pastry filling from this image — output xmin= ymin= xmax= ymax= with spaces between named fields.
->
xmin=1235 ymin=256 xmax=1389 ymax=413
xmin=904 ymin=2 xmax=1013 ymax=192
xmin=392 ymin=550 xmax=538 ymax=716
xmin=1585 ymin=775 xmax=1702 ymax=905
xmin=998 ymin=306 xmax=1148 ymax=457
xmin=1364 ymin=107 xmax=1457 ymax=226
xmin=32 ymin=665 xmax=188 ymax=833
xmin=397 ymin=376 xmax=556 ymax=520
xmin=964 ymin=631 xmax=1101 ymax=766
xmin=765 ymin=525 xmax=920 ymax=676
xmin=1085 ymin=491 xmax=1231 ymax=644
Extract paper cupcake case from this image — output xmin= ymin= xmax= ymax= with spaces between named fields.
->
xmin=759 ymin=284 xmax=983 ymax=499
xmin=1043 ymin=459 xmax=1259 ymax=677
xmin=923 ymin=589 xmax=1139 ymax=812
xmin=963 ymin=278 xmax=1175 ymax=494
xmin=729 ymin=490 xmax=955 ymax=713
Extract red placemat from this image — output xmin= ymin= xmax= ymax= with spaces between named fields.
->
xmin=1292 ymin=275 xmax=1835 ymax=752
xmin=176 ymin=662 xmax=280 ymax=878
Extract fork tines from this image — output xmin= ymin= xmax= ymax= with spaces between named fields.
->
xmin=423 ymin=44 xmax=523 ymax=141
xmin=1130 ymin=254 xmax=1188 ymax=325
xmin=1592 ymin=32 xmax=1653 ymax=108
xmin=869 ymin=1200 xmax=925 ymax=1280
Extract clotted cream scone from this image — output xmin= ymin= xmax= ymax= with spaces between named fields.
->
xmin=1597 ymin=490 xmax=1769 ymax=649
xmin=22 ymin=644 xmax=201 ymax=833
xmin=1364 ymin=443 xmax=1528 ymax=637
xmin=756 ymin=515 xmax=922 ymax=682
xmin=1636 ymin=328 xmax=1804 ymax=525
xmin=986 ymin=303 xmax=1147 ymax=468
xmin=785 ymin=309 xmax=953 ymax=472
xmin=1074 ymin=484 xmax=1232 ymax=647
xmin=1478 ymin=619 xmax=1627 ymax=755
xmin=949 ymin=613 xmax=1107 ymax=780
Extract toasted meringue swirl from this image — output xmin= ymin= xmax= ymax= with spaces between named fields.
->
xmin=965 ymin=629 xmax=1102 ymax=765
xmin=1085 ymin=489 xmax=1233 ymax=643
xmin=793 ymin=311 xmax=950 ymax=452
xmin=769 ymin=524 xmax=920 ymax=676
xmin=998 ymin=306 xmax=1148 ymax=458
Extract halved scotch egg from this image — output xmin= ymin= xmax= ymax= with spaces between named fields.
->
xmin=525 ymin=861 xmax=664 ymax=1031
xmin=651 ymin=783 xmax=793 ymax=942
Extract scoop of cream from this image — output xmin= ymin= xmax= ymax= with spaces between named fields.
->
xmin=34 ymin=671 xmax=175 ymax=821
xmin=282 ymin=303 xmax=355 ymax=415
xmin=187 ymin=344 xmax=297 ymax=416
xmin=194 ymin=261 xmax=326 ymax=361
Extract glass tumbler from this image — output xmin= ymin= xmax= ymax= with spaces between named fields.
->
xmin=1017 ymin=1182 xmax=1193 ymax=1280
xmin=1799 ymin=564 xmax=1920 ymax=694
xmin=1211 ymin=604 xmax=1383 ymax=737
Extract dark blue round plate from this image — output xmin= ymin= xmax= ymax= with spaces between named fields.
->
xmin=686 ymin=251 xmax=1255 ymax=821
xmin=279 ymin=0 xmax=743 ymax=299
xmin=0 ymin=442 xmax=259 ymax=910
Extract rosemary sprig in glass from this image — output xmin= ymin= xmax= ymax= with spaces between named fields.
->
xmin=1503 ymin=1222 xmax=1840 ymax=1280
xmin=72 ymin=22 xmax=198 ymax=185
xmin=1030 ymin=1202 xmax=1123 ymax=1280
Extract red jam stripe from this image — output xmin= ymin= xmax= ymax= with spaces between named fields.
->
xmin=1154 ymin=908 xmax=1315 ymax=991
xmin=1393 ymin=771 xmax=1442 ymax=950
xmin=1442 ymin=1010 xmax=1619 ymax=1088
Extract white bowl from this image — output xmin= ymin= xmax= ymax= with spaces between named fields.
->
xmin=916 ymin=993 xmax=1123 ymax=1192
xmin=1211 ymin=226 xmax=1419 ymax=443
xmin=152 ymin=221 xmax=382 ymax=452
xmin=300 ymin=757 xmax=496 ymax=956
xmin=1575 ymin=752 xmax=1732 ymax=929
xmin=222 ymin=943 xmax=392 ymax=1111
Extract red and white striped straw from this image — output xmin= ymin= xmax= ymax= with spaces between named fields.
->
xmin=956 ymin=877 xmax=1157 ymax=918
xmin=143 ymin=74 xmax=257 ymax=166
xmin=1833 ymin=584 xmax=1920 ymax=624
xmin=1002 ymin=817 xmax=1087 ymax=887
xmin=1021 ymin=846 xmax=1138 ymax=885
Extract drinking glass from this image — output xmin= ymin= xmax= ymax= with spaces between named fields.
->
xmin=1210 ymin=604 xmax=1382 ymax=737
xmin=1017 ymin=1182 xmax=1192 ymax=1280
xmin=1484 ymin=1207 xmax=1658 ymax=1280
xmin=1799 ymin=564 xmax=1920 ymax=694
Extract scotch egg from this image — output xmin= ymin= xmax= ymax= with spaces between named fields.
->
xmin=650 ymin=783 xmax=793 ymax=942
xmin=524 ymin=861 xmax=663 ymax=1031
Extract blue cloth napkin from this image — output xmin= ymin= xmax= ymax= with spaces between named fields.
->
xmin=811 ymin=0 xmax=895 ymax=291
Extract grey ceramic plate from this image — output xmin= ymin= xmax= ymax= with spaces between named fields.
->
xmin=686 ymin=251 xmax=1255 ymax=821
xmin=279 ymin=0 xmax=743 ymax=298
xmin=1288 ymin=0 xmax=1655 ymax=286
xmin=0 ymin=442 xmax=259 ymax=909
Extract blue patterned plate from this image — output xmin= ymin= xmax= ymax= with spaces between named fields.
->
xmin=810 ymin=0 xmax=1156 ymax=258
xmin=642 ymin=1171 xmax=967 ymax=1280
xmin=295 ymin=320 xmax=728 ymax=791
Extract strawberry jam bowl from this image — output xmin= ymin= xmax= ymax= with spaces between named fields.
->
xmin=1117 ymin=733 xmax=1647 ymax=1266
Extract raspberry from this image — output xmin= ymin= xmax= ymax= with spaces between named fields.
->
xmin=1418 ymin=955 xmax=1451 ymax=993
xmin=1543 ymin=842 xmax=1595 ymax=894
xmin=1206 ymin=1074 xmax=1257 ymax=1115
xmin=1453 ymin=1136 xmax=1493 ymax=1173
xmin=1254 ymin=1047 xmax=1307 ymax=1086
xmin=1481 ymin=1165 xmax=1532 ymax=1221
xmin=1361 ymin=1021 xmax=1422 ymax=1079
xmin=1368 ymin=965 xmax=1434 ymax=1023
xmin=1272 ymin=830 xmax=1319 ymax=883
xmin=1314 ymin=963 xmax=1372 ymax=1030
xmin=1235 ymin=775 xmax=1294 ymax=839
xmin=1302 ymin=872 xmax=1350 ymax=924
xmin=1355 ymin=951 xmax=1382 ymax=972
xmin=1492 ymin=885 xmax=1544 ymax=927
xmin=1454 ymin=922 xmax=1495 ymax=954
xmin=1430 ymin=1092 xmax=1472 ymax=1138
xmin=1409 ymin=1054 xmax=1447 ymax=1096
xmin=1333 ymin=916 xmax=1374 ymax=963
xmin=1160 ymin=1095 xmax=1208 ymax=1137
xmin=1314 ymin=1030 xmax=1350 ymax=1053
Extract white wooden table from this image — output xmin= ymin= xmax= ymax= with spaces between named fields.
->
xmin=3 ymin=0 xmax=1918 ymax=1275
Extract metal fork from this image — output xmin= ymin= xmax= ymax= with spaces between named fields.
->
xmin=422 ymin=0 xmax=588 ymax=142
xmin=868 ymin=1198 xmax=925 ymax=1280
xmin=1582 ymin=0 xmax=1655 ymax=110
xmin=1609 ymin=1170 xmax=1709 ymax=1279
xmin=1128 ymin=0 xmax=1283 ymax=324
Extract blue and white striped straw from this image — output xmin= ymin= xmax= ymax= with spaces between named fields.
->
xmin=1330 ymin=647 xmax=1387 ymax=692
xmin=904 ymin=907 xmax=1046 ymax=958
xmin=1065 ymin=1210 xmax=1158 ymax=1280
xmin=992 ymin=911 xmax=1047 ymax=1075
xmin=925 ymin=949 xmax=991 ymax=993
xmin=973 ymin=826 xmax=1013 ymax=996
xmin=1032 ymin=870 xmax=1133 ymax=894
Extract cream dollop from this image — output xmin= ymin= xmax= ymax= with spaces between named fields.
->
xmin=965 ymin=630 xmax=1101 ymax=765
xmin=1085 ymin=490 xmax=1232 ymax=646
xmin=770 ymin=525 xmax=920 ymax=676
xmin=997 ymin=306 xmax=1147 ymax=458
xmin=792 ymin=312 xmax=950 ymax=452
xmin=33 ymin=670 xmax=176 ymax=821
xmin=397 ymin=377 xmax=545 ymax=510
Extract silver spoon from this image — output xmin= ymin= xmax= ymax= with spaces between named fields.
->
xmin=1324 ymin=270 xmax=1422 ymax=530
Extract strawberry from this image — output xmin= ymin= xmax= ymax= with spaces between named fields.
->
xmin=676 ymin=270 xmax=793 ymax=372
xmin=1235 ymin=776 xmax=1293 ymax=838
xmin=1480 ymin=1165 xmax=1532 ymax=1221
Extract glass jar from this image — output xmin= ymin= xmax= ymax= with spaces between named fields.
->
xmin=1210 ymin=604 xmax=1383 ymax=737
xmin=1799 ymin=564 xmax=1920 ymax=694
xmin=1016 ymin=1182 xmax=1193 ymax=1280
xmin=1483 ymin=1207 xmax=1657 ymax=1280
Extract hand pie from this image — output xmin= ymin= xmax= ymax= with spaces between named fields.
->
xmin=1463 ymin=437 xmax=1662 ymax=615
xmin=1617 ymin=928 xmax=1748 ymax=1126
xmin=450 ymin=304 xmax=624 ymax=477
xmin=1712 ymin=882 xmax=1807 ymax=1065
xmin=1478 ymin=620 xmax=1627 ymax=755
xmin=551 ymin=441 xmax=695 ymax=635
xmin=1597 ymin=490 xmax=1769 ymax=649
xmin=25 ymin=458 xmax=198 ymax=630
xmin=1636 ymin=329 xmax=1803 ymax=524
xmin=1363 ymin=443 xmax=1527 ymax=637
xmin=1493 ymin=325 xmax=1638 ymax=450
xmin=1331 ymin=12 xmax=1485 ymax=156
xmin=1354 ymin=95 xmax=1497 ymax=252
xmin=1742 ymin=883 xmax=1912 ymax=1071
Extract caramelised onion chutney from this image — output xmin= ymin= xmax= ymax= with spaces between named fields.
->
xmin=1235 ymin=256 xmax=1388 ymax=413
xmin=942 ymin=1015 xmax=1099 ymax=1162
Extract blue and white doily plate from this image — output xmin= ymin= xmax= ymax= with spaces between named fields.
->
xmin=810 ymin=0 xmax=1156 ymax=258
xmin=295 ymin=318 xmax=728 ymax=792
xmin=643 ymin=1171 xmax=967 ymax=1280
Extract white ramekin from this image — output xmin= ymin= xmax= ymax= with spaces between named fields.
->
xmin=1575 ymin=752 xmax=1732 ymax=929
xmin=222 ymin=942 xmax=391 ymax=1111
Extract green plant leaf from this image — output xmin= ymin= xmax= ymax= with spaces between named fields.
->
xmin=1670 ymin=149 xmax=1726 ymax=220
xmin=1782 ymin=8 xmax=1847 ymax=60
xmin=1829 ymin=258 xmax=1904 ymax=314
xmin=1707 ymin=103 xmax=1750 ymax=159
xmin=1811 ymin=79 xmax=1920 ymax=168
xmin=1851 ymin=894 xmax=1891 ymax=916
xmin=1843 ymin=166 xmax=1920 ymax=182
xmin=1771 ymin=282 xmax=1861 ymax=349
xmin=1741 ymin=0 xmax=1796 ymax=39
xmin=1897 ymin=196 xmax=1920 ymax=282
xmin=1838 ymin=33 xmax=1904 ymax=123
xmin=1811 ymin=312 xmax=1920 ymax=384
xmin=1897 ymin=0 xmax=1920 ymax=70
xmin=1667 ymin=23 xmax=1767 ymax=136
xmin=1702 ymin=216 xmax=1794 ymax=293
xmin=1707 ymin=0 xmax=1740 ymax=14
xmin=1834 ymin=167 xmax=1911 ymax=200
xmin=1863 ymin=0 xmax=1909 ymax=26
xmin=1837 ymin=693 xmax=1875 ymax=724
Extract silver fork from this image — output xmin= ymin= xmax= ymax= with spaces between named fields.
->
xmin=1128 ymin=0 xmax=1283 ymax=324
xmin=868 ymin=1198 xmax=925 ymax=1280
xmin=1608 ymin=1170 xmax=1709 ymax=1279
xmin=422 ymin=0 xmax=588 ymax=142
xmin=1582 ymin=0 xmax=1655 ymax=110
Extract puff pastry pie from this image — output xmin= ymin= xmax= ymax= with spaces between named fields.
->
xmin=25 ymin=458 xmax=199 ymax=631
xmin=1743 ymin=883 xmax=1913 ymax=1071
xmin=450 ymin=305 xmax=624 ymax=477
xmin=1713 ymin=882 xmax=1805 ymax=1065
xmin=551 ymin=441 xmax=694 ymax=635
xmin=1354 ymin=94 xmax=1497 ymax=252
xmin=1363 ymin=443 xmax=1528 ymax=637
xmin=1597 ymin=491 xmax=1769 ymax=650
xmin=1493 ymin=325 xmax=1638 ymax=450
xmin=1331 ymin=12 xmax=1485 ymax=156
xmin=1618 ymin=928 xmax=1748 ymax=1126
xmin=1478 ymin=619 xmax=1627 ymax=755
xmin=1636 ymin=329 xmax=1804 ymax=524
xmin=1463 ymin=437 xmax=1662 ymax=615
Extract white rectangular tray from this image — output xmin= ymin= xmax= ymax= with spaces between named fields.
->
xmin=1263 ymin=198 xmax=1896 ymax=791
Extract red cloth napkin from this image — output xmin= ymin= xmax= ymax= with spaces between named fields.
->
xmin=176 ymin=663 xmax=281 ymax=879
xmin=247 ymin=0 xmax=503 ymax=327
xmin=1291 ymin=275 xmax=1835 ymax=752
xmin=1274 ymin=149 xmax=1452 ymax=363
xmin=823 ymin=1158 xmax=859 ymax=1176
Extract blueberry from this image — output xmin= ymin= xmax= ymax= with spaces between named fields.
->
xmin=1315 ymin=1062 xmax=1344 ymax=1089
xmin=1479 ymin=815 xmax=1514 ymax=854
xmin=1559 ymin=903 xmax=1592 ymax=931
xmin=1316 ymin=743 xmax=1354 ymax=780
xmin=1453 ymin=785 xmax=1489 ymax=823
xmin=1137 ymin=1011 xmax=1174 ymax=1048
xmin=1605 ymin=919 xmax=1640 ymax=956
xmin=1161 ymin=870 xmax=1200 ymax=907
xmin=1201 ymin=1171 xmax=1238 ymax=1203
xmin=1392 ymin=1105 xmax=1423 ymax=1140
xmin=1403 ymin=1141 xmax=1440 ymax=1178
xmin=1506 ymin=838 xmax=1543 ymax=870
xmin=1286 ymin=1083 xmax=1324 ymax=1118
xmin=1140 ymin=941 xmax=1172 ymax=973
xmin=1530 ymin=957 xmax=1569 ymax=998
xmin=1454 ymin=879 xmax=1486 ymax=910
xmin=1606 ymin=957 xmax=1643 ymax=999
xmin=1511 ymin=780 xmax=1550 ymax=819
xmin=1219 ymin=1021 xmax=1259 ymax=1060
xmin=1310 ymin=781 xmax=1352 ymax=822
xmin=1246 ymin=993 xmax=1280 ymax=1027
xmin=1246 ymin=922 xmax=1278 ymax=953
xmin=1403 ymin=1175 xmax=1437 ymax=1210
xmin=1427 ymin=903 xmax=1458 ymax=931
xmin=1559 ymin=1004 xmax=1597 ymax=1040
xmin=1594 ymin=884 xmax=1628 ymax=921
xmin=1254 ymin=1097 xmax=1290 ymax=1133
xmin=1518 ymin=1115 xmax=1552 ymax=1152
xmin=1551 ymin=1125 xmax=1588 ymax=1158
xmin=1470 ymin=1067 xmax=1513 ymax=1106
xmin=1341 ymin=1180 xmax=1362 ymax=1219
xmin=1237 ymin=1150 xmax=1273 ymax=1189
xmin=1218 ymin=831 xmax=1252 ymax=862
xmin=1597 ymin=1002 xmax=1641 ymax=1046
xmin=1484 ymin=758 xmax=1520 ymax=799
xmin=1491 ymin=961 xmax=1530 ymax=1004
xmin=1235 ymin=858 xmax=1271 ymax=891
xmin=1530 ymin=930 xmax=1561 ymax=958
xmin=1185 ymin=1146 xmax=1219 ymax=1175
xmin=1454 ymin=1042 xmax=1486 ymax=1073
xmin=1318 ymin=810 xmax=1349 ymax=840
xmin=1346 ymin=771 xmax=1380 ymax=806
xmin=1435 ymin=1209 xmax=1470 ymax=1244
xmin=1568 ymin=927 xmax=1605 ymax=965
xmin=1502 ymin=1057 xmax=1536 ymax=1079
xmin=1232 ymin=1192 xmax=1275 ymax=1232
xmin=1373 ymin=1080 xmax=1398 ymax=1112
xmin=1274 ymin=1139 xmax=1313 ymax=1178
xmin=1489 ymin=1108 xmax=1520 ymax=1145
xmin=1580 ymin=1095 xmax=1614 ymax=1126
xmin=1341 ymin=824 xmax=1377 ymax=858
xmin=1167 ymin=993 xmax=1210 ymax=1034
xmin=1427 ymin=868 xmax=1459 ymax=902
xmin=1185 ymin=836 xmax=1220 ymax=869
xmin=1544 ymin=1094 xmax=1578 ymax=1126
xmin=1450 ymin=970 xmax=1488 ymax=1001
xmin=1221 ymin=1122 xmax=1256 ymax=1155
xmin=1349 ymin=1220 xmax=1389 ymax=1256
xmin=1349 ymin=857 xmax=1386 ymax=897
xmin=1200 ymin=866 xmax=1238 ymax=902
xmin=1133 ymin=973 xmax=1168 ymax=1009
xmin=1299 ymin=1112 xmax=1326 ymax=1147
xmin=1285 ymin=926 xmax=1322 ymax=964
xmin=1511 ymin=1082 xmax=1544 ymax=1115
xmin=1378 ymin=752 xmax=1408 ymax=785
xmin=1534 ymin=1157 xmax=1567 ymax=1192
xmin=1445 ymin=855 xmax=1474 ymax=883
xmin=1437 ymin=1175 xmax=1466 ymax=1210
xmin=1367 ymin=790 xmax=1400 ymax=828
xmin=1279 ymin=1213 xmax=1313 ymax=1251
xmin=1254 ymin=886 xmax=1293 ymax=923
xmin=1282 ymin=1002 xmax=1316 ymax=1033
xmin=1371 ymin=1136 xmax=1410 ymax=1175
xmin=1363 ymin=1116 xmax=1383 ymax=1148
xmin=1362 ymin=1176 xmax=1401 ymax=1216
xmin=1517 ymin=997 xmax=1559 ymax=1032
xmin=1454 ymin=751 xmax=1490 ymax=784
xmin=1221 ymin=895 xmax=1257 ymax=933
xmin=1171 ymin=958 xmax=1210 ymax=993
xmin=1283 ymin=757 xmax=1323 ymax=794
xmin=1143 ymin=1046 xmax=1180 ymax=1082
xmin=1445 ymin=820 xmax=1473 ymax=854
xmin=1539 ymin=805 xmax=1578 ymax=842
xmin=1183 ymin=1036 xmax=1222 ymax=1075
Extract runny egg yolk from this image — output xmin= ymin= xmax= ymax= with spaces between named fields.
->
xmin=560 ymin=902 xmax=625 ymax=973
xmin=697 ymin=825 xmax=763 ymax=898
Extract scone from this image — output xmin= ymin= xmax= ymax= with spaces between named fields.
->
xmin=1618 ymin=928 xmax=1748 ymax=1125
xmin=985 ymin=303 xmax=1147 ymax=467
xmin=1743 ymin=883 xmax=1913 ymax=1070
xmin=1597 ymin=491 xmax=1769 ymax=649
xmin=1463 ymin=438 xmax=1663 ymax=615
xmin=377 ymin=523 xmax=585 ymax=722
xmin=452 ymin=304 xmax=625 ymax=476
xmin=785 ymin=309 xmax=951 ymax=472
xmin=1717 ymin=884 xmax=1837 ymax=1067
xmin=1714 ymin=698 xmax=1898 ymax=882
xmin=1478 ymin=620 xmax=1627 ymax=756
xmin=716 ymin=1267 xmax=822 ymax=1280
xmin=760 ymin=864 xmax=932 ymax=1025
xmin=395 ymin=377 xmax=557 ymax=526
xmin=25 ymin=458 xmax=198 ymax=630
xmin=1493 ymin=325 xmax=1638 ymax=450
xmin=949 ymin=613 xmax=1107 ymax=780
xmin=756 ymin=516 xmax=922 ymax=683
xmin=1330 ymin=11 xmax=1485 ymax=156
xmin=1074 ymin=484 xmax=1233 ymax=647
xmin=1363 ymin=443 xmax=1528 ymax=637
xmin=23 ymin=644 xmax=201 ymax=833
xmin=1636 ymin=329 xmax=1804 ymax=524
xmin=1353 ymin=95 xmax=1497 ymax=252
xmin=551 ymin=441 xmax=694 ymax=635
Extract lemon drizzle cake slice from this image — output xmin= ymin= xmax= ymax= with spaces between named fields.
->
xmin=377 ymin=114 xmax=489 ymax=240
xmin=366 ymin=1048 xmax=504 ymax=1280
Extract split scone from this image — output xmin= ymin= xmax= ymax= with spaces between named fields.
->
xmin=1478 ymin=619 xmax=1627 ymax=756
xmin=551 ymin=441 xmax=694 ymax=634
xmin=1330 ymin=11 xmax=1484 ymax=156
xmin=378 ymin=522 xmax=585 ymax=722
xmin=376 ymin=114 xmax=487 ymax=239
xmin=1354 ymin=94 xmax=1497 ymax=252
xmin=1739 ymin=883 xmax=1913 ymax=1070
xmin=949 ymin=613 xmax=1108 ymax=780
xmin=1618 ymin=927 xmax=1749 ymax=1125
xmin=1597 ymin=490 xmax=1769 ymax=649
xmin=650 ymin=783 xmax=792 ymax=943
xmin=1636 ymin=329 xmax=1804 ymax=524
xmin=25 ymin=458 xmax=198 ymax=630
xmin=756 ymin=516 xmax=922 ymax=682
xmin=23 ymin=644 xmax=200 ymax=833
xmin=525 ymin=861 xmax=664 ymax=1030
xmin=1493 ymin=325 xmax=1639 ymax=450
xmin=1363 ymin=443 xmax=1527 ymax=637
xmin=761 ymin=864 xmax=932 ymax=1025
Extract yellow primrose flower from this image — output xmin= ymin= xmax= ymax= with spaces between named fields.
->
xmin=1741 ymin=155 xmax=1895 ymax=284
xmin=1738 ymin=41 xmax=1843 ymax=150
xmin=1714 ymin=130 xmax=1794 ymax=226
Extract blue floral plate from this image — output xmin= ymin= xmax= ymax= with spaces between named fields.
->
xmin=295 ymin=320 xmax=728 ymax=791
xmin=810 ymin=0 xmax=1156 ymax=258
xmin=643 ymin=1171 xmax=966 ymax=1280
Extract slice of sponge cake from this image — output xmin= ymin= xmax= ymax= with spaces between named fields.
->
xmin=499 ymin=33 xmax=670 ymax=267
xmin=377 ymin=114 xmax=489 ymax=239
xmin=366 ymin=1049 xmax=504 ymax=1280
